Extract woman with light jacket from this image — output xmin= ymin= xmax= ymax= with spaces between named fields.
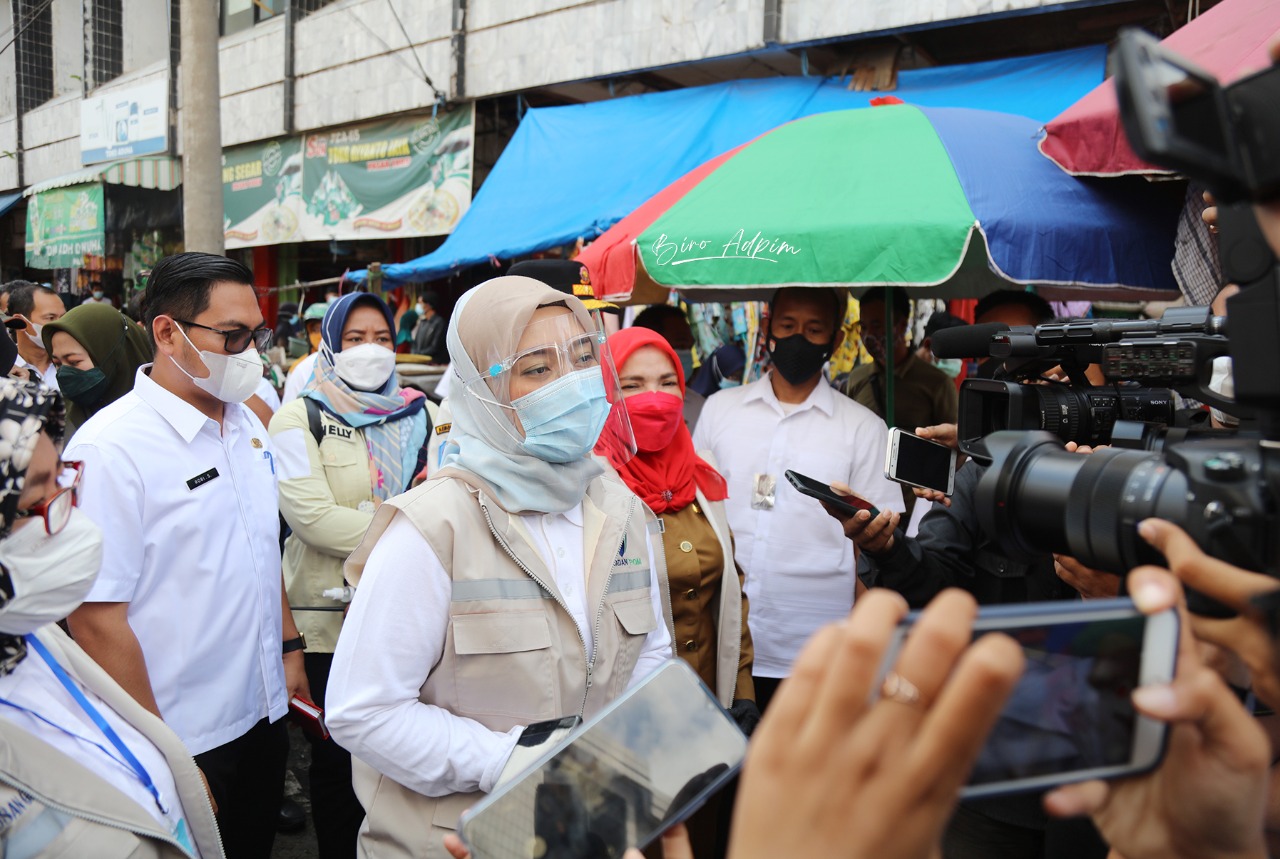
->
xmin=326 ymin=275 xmax=673 ymax=859
xmin=268 ymin=291 xmax=430 ymax=859
xmin=0 ymin=380 xmax=223 ymax=858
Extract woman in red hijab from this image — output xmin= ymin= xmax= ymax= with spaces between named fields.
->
xmin=599 ymin=326 xmax=756 ymax=857
xmin=600 ymin=326 xmax=756 ymax=711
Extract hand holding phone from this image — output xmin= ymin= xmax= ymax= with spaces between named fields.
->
xmin=729 ymin=589 xmax=1023 ymax=859
xmin=881 ymin=597 xmax=1179 ymax=799
xmin=784 ymin=469 xmax=881 ymax=518
xmin=459 ymin=661 xmax=745 ymax=859
xmin=1044 ymin=565 xmax=1271 ymax=859
xmin=884 ymin=428 xmax=957 ymax=496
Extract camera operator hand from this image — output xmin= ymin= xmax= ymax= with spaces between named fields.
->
xmin=1052 ymin=554 xmax=1121 ymax=599
xmin=826 ymin=481 xmax=901 ymax=554
xmin=1139 ymin=518 xmax=1280 ymax=712
xmin=727 ymin=588 xmax=1023 ymax=859
xmin=1043 ymin=565 xmax=1270 ymax=859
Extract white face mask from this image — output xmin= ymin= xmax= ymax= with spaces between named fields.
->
xmin=23 ymin=319 xmax=44 ymax=350
xmin=0 ymin=508 xmax=103 ymax=635
xmin=331 ymin=342 xmax=397 ymax=392
xmin=172 ymin=323 xmax=264 ymax=404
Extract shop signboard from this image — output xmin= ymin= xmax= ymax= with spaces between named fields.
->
xmin=25 ymin=183 xmax=106 ymax=269
xmin=81 ymin=78 xmax=170 ymax=165
xmin=222 ymin=105 xmax=475 ymax=249
xmin=222 ymin=137 xmax=306 ymax=249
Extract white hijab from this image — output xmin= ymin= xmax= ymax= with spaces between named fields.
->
xmin=440 ymin=276 xmax=603 ymax=514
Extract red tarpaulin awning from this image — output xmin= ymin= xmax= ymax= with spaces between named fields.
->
xmin=1040 ymin=0 xmax=1280 ymax=177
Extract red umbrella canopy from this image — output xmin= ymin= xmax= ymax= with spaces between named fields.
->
xmin=1040 ymin=0 xmax=1280 ymax=177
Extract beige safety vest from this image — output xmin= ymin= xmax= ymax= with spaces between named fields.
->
xmin=343 ymin=468 xmax=674 ymax=859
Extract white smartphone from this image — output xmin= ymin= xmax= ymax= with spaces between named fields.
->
xmin=458 ymin=660 xmax=747 ymax=858
xmin=882 ymin=598 xmax=1179 ymax=799
xmin=884 ymin=427 xmax=957 ymax=496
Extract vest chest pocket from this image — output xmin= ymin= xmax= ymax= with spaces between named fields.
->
xmin=612 ymin=596 xmax=658 ymax=637
xmin=450 ymin=612 xmax=557 ymax=721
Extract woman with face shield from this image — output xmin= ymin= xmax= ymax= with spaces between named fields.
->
xmin=325 ymin=276 xmax=674 ymax=859
xmin=0 ymin=380 xmax=223 ymax=858
xmin=267 ymin=291 xmax=430 ymax=859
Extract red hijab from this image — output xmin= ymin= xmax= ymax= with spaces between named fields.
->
xmin=598 ymin=327 xmax=727 ymax=514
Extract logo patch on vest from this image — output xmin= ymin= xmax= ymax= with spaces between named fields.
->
xmin=615 ymin=534 xmax=642 ymax=567
xmin=325 ymin=424 xmax=354 ymax=439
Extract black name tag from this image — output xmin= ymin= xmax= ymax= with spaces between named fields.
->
xmin=186 ymin=468 xmax=220 ymax=491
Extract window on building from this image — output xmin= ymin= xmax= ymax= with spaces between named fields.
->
xmin=14 ymin=0 xmax=54 ymax=113
xmin=88 ymin=0 xmax=124 ymax=89
xmin=297 ymin=0 xmax=338 ymax=13
xmin=220 ymin=0 xmax=280 ymax=35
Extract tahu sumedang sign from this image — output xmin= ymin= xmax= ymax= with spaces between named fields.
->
xmin=223 ymin=106 xmax=474 ymax=249
xmin=25 ymin=183 xmax=106 ymax=269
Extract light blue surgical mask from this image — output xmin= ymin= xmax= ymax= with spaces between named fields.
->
xmin=512 ymin=368 xmax=610 ymax=463
xmin=934 ymin=357 xmax=963 ymax=379
xmin=719 ymin=378 xmax=741 ymax=390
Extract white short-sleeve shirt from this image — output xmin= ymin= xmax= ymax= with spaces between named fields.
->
xmin=692 ymin=373 xmax=904 ymax=677
xmin=65 ymin=365 xmax=288 ymax=755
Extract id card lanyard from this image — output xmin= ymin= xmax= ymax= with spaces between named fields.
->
xmin=0 ymin=635 xmax=171 ymax=817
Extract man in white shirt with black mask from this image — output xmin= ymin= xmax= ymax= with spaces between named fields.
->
xmin=692 ymin=286 xmax=902 ymax=711
xmin=65 ymin=252 xmax=309 ymax=859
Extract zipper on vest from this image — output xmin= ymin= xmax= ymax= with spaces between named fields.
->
xmin=479 ymin=502 xmax=592 ymax=714
xmin=0 ymin=770 xmax=216 ymax=858
xmin=586 ymin=496 xmax=638 ymax=700
xmin=650 ymin=509 xmax=677 ymax=663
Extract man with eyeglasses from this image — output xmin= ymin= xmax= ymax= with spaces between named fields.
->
xmin=64 ymin=252 xmax=308 ymax=859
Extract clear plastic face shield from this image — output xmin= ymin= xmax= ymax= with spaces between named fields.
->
xmin=462 ymin=304 xmax=636 ymax=464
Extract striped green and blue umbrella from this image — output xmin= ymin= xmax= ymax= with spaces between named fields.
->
xmin=581 ymin=104 xmax=1181 ymax=303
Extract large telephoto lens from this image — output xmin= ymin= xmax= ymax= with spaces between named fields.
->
xmin=975 ymin=430 xmax=1187 ymax=573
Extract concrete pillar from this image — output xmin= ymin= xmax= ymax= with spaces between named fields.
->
xmin=179 ymin=0 xmax=224 ymax=254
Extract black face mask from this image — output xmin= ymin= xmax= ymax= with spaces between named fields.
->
xmin=56 ymin=365 xmax=110 ymax=408
xmin=767 ymin=332 xmax=833 ymax=385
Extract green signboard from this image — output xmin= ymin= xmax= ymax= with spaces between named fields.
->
xmin=222 ymin=136 xmax=305 ymax=247
xmin=25 ymin=183 xmax=106 ymax=269
xmin=223 ymin=105 xmax=474 ymax=249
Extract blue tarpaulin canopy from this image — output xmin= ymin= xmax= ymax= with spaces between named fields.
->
xmin=352 ymin=45 xmax=1107 ymax=287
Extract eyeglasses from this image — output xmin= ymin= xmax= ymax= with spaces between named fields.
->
xmin=14 ymin=461 xmax=83 ymax=536
xmin=176 ymin=319 xmax=274 ymax=354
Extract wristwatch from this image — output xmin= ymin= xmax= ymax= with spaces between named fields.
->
xmin=282 ymin=634 xmax=307 ymax=655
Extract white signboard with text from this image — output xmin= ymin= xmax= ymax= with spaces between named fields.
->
xmin=80 ymin=78 xmax=169 ymax=165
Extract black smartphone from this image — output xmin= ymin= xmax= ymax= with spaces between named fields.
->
xmin=784 ymin=469 xmax=881 ymax=518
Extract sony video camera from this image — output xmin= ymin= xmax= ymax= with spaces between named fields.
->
xmin=966 ymin=30 xmax=1280 ymax=600
xmin=933 ymin=306 xmax=1235 ymax=460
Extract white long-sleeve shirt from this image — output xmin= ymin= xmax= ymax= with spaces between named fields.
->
xmin=692 ymin=373 xmax=904 ymax=677
xmin=326 ymin=504 xmax=671 ymax=797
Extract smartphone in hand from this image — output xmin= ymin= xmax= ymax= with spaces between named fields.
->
xmin=882 ymin=598 xmax=1178 ymax=798
xmin=784 ymin=469 xmax=881 ymax=518
xmin=884 ymin=428 xmax=957 ymax=496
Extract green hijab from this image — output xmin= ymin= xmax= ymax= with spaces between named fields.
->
xmin=42 ymin=303 xmax=153 ymax=430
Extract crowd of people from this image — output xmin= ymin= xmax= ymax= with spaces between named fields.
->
xmin=3 ymin=41 xmax=1280 ymax=859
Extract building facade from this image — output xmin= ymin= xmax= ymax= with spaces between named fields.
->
xmin=0 ymin=0 xmax=1184 ymax=292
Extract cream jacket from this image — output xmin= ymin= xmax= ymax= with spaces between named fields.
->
xmin=0 ymin=626 xmax=224 ymax=859
xmin=270 ymin=398 xmax=377 ymax=652
xmin=342 ymin=468 xmax=675 ymax=859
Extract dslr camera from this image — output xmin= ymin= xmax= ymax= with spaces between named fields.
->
xmin=964 ymin=30 xmax=1280 ymax=596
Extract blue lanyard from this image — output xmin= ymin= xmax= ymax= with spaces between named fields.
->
xmin=11 ymin=635 xmax=169 ymax=816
